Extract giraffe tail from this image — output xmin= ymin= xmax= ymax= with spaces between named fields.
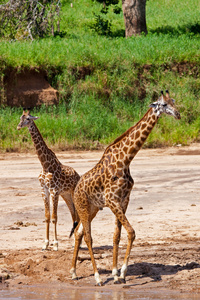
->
xmin=69 ymin=221 xmax=78 ymax=238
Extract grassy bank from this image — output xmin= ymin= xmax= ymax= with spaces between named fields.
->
xmin=1 ymin=77 xmax=200 ymax=152
xmin=0 ymin=0 xmax=200 ymax=152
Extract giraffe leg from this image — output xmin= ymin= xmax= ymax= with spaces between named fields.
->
xmin=70 ymin=222 xmax=84 ymax=280
xmin=40 ymin=184 xmax=50 ymax=250
xmin=112 ymin=217 xmax=122 ymax=283
xmin=119 ymin=220 xmax=135 ymax=283
xmin=82 ymin=219 xmax=103 ymax=286
xmin=70 ymin=205 xmax=101 ymax=285
xmin=112 ymin=198 xmax=130 ymax=283
xmin=51 ymin=192 xmax=59 ymax=251
xmin=109 ymin=202 xmax=135 ymax=284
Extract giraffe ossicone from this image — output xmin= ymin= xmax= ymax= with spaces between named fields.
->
xmin=70 ymin=90 xmax=181 ymax=285
xmin=17 ymin=108 xmax=80 ymax=251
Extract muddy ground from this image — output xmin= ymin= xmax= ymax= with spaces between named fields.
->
xmin=0 ymin=145 xmax=200 ymax=298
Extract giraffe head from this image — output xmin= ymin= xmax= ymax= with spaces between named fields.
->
xmin=17 ymin=108 xmax=39 ymax=130
xmin=150 ymin=90 xmax=181 ymax=119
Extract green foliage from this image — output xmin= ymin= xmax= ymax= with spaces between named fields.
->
xmin=0 ymin=0 xmax=200 ymax=151
xmin=90 ymin=13 xmax=112 ymax=36
xmin=1 ymin=69 xmax=200 ymax=152
xmin=0 ymin=0 xmax=61 ymax=40
xmin=91 ymin=0 xmax=121 ymax=36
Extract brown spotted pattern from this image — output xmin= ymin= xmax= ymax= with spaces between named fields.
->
xmin=17 ymin=110 xmax=80 ymax=251
xmin=70 ymin=91 xmax=181 ymax=285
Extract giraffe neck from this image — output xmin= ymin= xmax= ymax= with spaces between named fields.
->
xmin=28 ymin=121 xmax=59 ymax=171
xmin=106 ymin=108 xmax=159 ymax=167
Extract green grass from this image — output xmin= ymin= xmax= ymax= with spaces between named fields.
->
xmin=0 ymin=0 xmax=200 ymax=152
xmin=0 ymin=0 xmax=200 ymax=68
xmin=0 ymin=32 xmax=199 ymax=69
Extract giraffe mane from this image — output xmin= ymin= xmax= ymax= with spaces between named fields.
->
xmin=108 ymin=107 xmax=153 ymax=148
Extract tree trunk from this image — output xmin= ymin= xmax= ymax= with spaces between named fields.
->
xmin=122 ymin=0 xmax=147 ymax=37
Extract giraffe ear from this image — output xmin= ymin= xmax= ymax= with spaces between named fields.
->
xmin=29 ymin=115 xmax=39 ymax=120
xmin=149 ymin=102 xmax=158 ymax=108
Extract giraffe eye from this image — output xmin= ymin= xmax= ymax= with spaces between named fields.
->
xmin=163 ymin=103 xmax=167 ymax=107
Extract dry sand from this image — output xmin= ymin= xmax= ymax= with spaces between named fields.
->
xmin=0 ymin=145 xmax=200 ymax=298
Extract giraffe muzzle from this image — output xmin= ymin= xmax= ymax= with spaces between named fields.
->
xmin=175 ymin=111 xmax=181 ymax=120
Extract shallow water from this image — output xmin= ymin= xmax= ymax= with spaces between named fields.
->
xmin=0 ymin=285 xmax=199 ymax=300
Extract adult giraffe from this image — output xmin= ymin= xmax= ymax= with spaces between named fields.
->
xmin=70 ymin=90 xmax=181 ymax=285
xmin=17 ymin=109 xmax=80 ymax=251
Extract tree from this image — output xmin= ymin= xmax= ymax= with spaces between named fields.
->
xmin=122 ymin=0 xmax=147 ymax=37
xmin=0 ymin=0 xmax=61 ymax=40
xmin=93 ymin=0 xmax=147 ymax=37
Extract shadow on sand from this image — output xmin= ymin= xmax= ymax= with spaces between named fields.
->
xmin=102 ymin=261 xmax=200 ymax=285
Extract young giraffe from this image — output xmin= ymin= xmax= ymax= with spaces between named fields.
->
xmin=70 ymin=90 xmax=181 ymax=285
xmin=17 ymin=109 xmax=80 ymax=251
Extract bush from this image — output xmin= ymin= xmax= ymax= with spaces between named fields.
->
xmin=0 ymin=0 xmax=61 ymax=40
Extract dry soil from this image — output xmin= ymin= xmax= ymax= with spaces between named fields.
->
xmin=0 ymin=145 xmax=200 ymax=298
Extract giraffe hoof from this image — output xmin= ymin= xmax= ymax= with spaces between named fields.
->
xmin=118 ymin=277 xmax=126 ymax=284
xmin=96 ymin=281 xmax=104 ymax=286
xmin=53 ymin=241 xmax=58 ymax=251
xmin=70 ymin=268 xmax=78 ymax=280
xmin=42 ymin=244 xmax=49 ymax=251
xmin=72 ymin=277 xmax=79 ymax=281
xmin=114 ymin=280 xmax=121 ymax=284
